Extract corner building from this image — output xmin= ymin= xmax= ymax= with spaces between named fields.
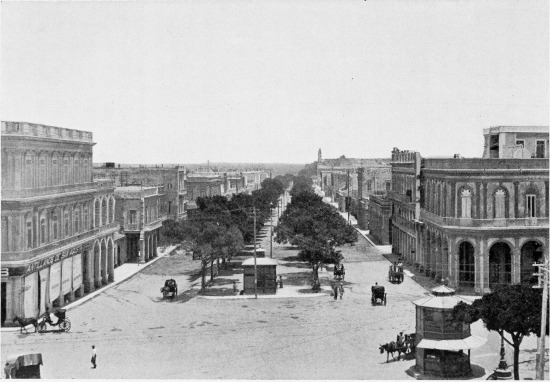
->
xmin=390 ymin=126 xmax=549 ymax=295
xmin=1 ymin=121 xmax=119 ymax=326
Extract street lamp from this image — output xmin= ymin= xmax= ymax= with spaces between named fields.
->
xmin=270 ymin=203 xmax=274 ymax=258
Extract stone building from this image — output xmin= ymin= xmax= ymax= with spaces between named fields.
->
xmin=1 ymin=121 xmax=120 ymax=326
xmin=93 ymin=163 xmax=187 ymax=221
xmin=390 ymin=126 xmax=549 ymax=294
xmin=366 ymin=192 xmax=392 ymax=245
xmin=114 ymin=186 xmax=167 ymax=264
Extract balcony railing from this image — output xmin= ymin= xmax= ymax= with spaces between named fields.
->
xmin=1 ymin=221 xmax=119 ymax=262
xmin=387 ymin=190 xmax=414 ymax=205
xmin=421 ymin=210 xmax=549 ymax=228
xmin=2 ymin=180 xmax=115 ymax=199
xmin=124 ymin=223 xmax=140 ymax=231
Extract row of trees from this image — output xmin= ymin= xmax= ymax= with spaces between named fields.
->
xmin=163 ymin=177 xmax=286 ymax=290
xmin=274 ymin=176 xmax=357 ymax=265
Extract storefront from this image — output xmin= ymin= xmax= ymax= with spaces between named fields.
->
xmin=2 ymin=244 xmax=86 ymax=325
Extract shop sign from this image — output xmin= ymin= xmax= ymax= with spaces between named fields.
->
xmin=1 ymin=268 xmax=8 ymax=277
xmin=24 ymin=245 xmax=86 ymax=275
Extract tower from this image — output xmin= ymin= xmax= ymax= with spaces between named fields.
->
xmin=318 ymin=148 xmax=322 ymax=163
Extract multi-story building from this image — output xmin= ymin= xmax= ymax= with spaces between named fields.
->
xmin=93 ymin=163 xmax=187 ymax=221
xmin=366 ymin=192 xmax=392 ymax=245
xmin=1 ymin=121 xmax=120 ymax=325
xmin=114 ymin=186 xmax=167 ymax=264
xmin=390 ymin=126 xmax=549 ymax=294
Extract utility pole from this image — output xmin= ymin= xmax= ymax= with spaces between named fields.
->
xmin=270 ymin=204 xmax=273 ymax=259
xmin=253 ymin=207 xmax=258 ymax=299
xmin=534 ymin=260 xmax=549 ymax=380
xmin=347 ymin=169 xmax=350 ymax=225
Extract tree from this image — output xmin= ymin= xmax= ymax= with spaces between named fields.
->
xmin=275 ymin=190 xmax=357 ymax=265
xmin=452 ymin=284 xmax=549 ymax=380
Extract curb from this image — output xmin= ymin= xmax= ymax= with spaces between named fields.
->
xmin=2 ymin=249 xmax=171 ymax=333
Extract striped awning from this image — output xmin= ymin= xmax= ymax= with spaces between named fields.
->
xmin=416 ymin=335 xmax=486 ymax=350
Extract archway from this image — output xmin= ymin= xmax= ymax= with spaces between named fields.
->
xmin=520 ymin=241 xmax=544 ymax=285
xmin=458 ymin=242 xmax=475 ymax=288
xmin=489 ymin=242 xmax=512 ymax=289
xmin=101 ymin=239 xmax=107 ymax=285
xmin=101 ymin=198 xmax=108 ymax=226
xmin=93 ymin=241 xmax=101 ymax=289
xmin=107 ymin=238 xmax=114 ymax=282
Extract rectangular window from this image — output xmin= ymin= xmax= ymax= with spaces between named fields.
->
xmin=40 ymin=219 xmax=46 ymax=244
xmin=516 ymin=139 xmax=525 ymax=147
xmin=526 ymin=194 xmax=536 ymax=218
xmin=27 ymin=222 xmax=33 ymax=249
xmin=367 ymin=180 xmax=372 ymax=191
xmin=168 ymin=201 xmax=172 ymax=215
xmin=385 ymin=181 xmax=391 ymax=191
xmin=536 ymin=140 xmax=545 ymax=158
xmin=129 ymin=210 xmax=137 ymax=224
xmin=52 ymin=216 xmax=58 ymax=240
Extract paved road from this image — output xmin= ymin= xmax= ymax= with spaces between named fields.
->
xmin=2 ymin=220 xmax=545 ymax=379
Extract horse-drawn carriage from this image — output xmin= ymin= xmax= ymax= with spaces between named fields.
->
xmin=37 ymin=309 xmax=71 ymax=333
xmin=333 ymin=263 xmax=345 ymax=281
xmin=379 ymin=333 xmax=416 ymax=362
xmin=371 ymin=284 xmax=387 ymax=305
xmin=388 ymin=264 xmax=404 ymax=283
xmin=161 ymin=279 xmax=177 ymax=299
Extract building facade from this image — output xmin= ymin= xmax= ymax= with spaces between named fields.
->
xmin=390 ymin=126 xmax=549 ymax=294
xmin=114 ymin=186 xmax=167 ymax=264
xmin=1 ymin=121 xmax=120 ymax=326
xmin=93 ymin=163 xmax=187 ymax=221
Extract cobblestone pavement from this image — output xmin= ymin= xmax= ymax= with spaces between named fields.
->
xmin=1 ymin=220 xmax=546 ymax=379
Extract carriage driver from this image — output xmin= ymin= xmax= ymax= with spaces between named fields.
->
xmin=41 ymin=307 xmax=57 ymax=325
xmin=397 ymin=331 xmax=405 ymax=347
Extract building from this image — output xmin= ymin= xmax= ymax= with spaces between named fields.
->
xmin=366 ymin=192 xmax=392 ymax=245
xmin=1 ymin=121 xmax=120 ymax=326
xmin=390 ymin=126 xmax=549 ymax=294
xmin=93 ymin=163 xmax=187 ymax=221
xmin=114 ymin=186 xmax=167 ymax=264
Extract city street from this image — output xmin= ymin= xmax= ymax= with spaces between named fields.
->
xmin=1 ymin=221 xmax=545 ymax=380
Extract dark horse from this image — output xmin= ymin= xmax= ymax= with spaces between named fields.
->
xmin=379 ymin=341 xmax=407 ymax=362
xmin=13 ymin=316 xmax=38 ymax=334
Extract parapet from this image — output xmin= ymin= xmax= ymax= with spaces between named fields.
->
xmin=2 ymin=121 xmax=93 ymax=143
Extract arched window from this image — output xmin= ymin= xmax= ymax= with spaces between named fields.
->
xmin=40 ymin=216 xmax=47 ymax=244
xmin=94 ymin=199 xmax=100 ymax=228
xmin=460 ymin=189 xmax=472 ymax=218
xmin=64 ymin=210 xmax=70 ymax=237
xmin=73 ymin=156 xmax=80 ymax=184
xmin=63 ymin=157 xmax=69 ymax=185
xmin=39 ymin=155 xmax=46 ymax=188
xmin=24 ymin=153 xmax=33 ymax=188
xmin=83 ymin=206 xmax=89 ymax=231
xmin=101 ymin=198 xmax=108 ymax=226
xmin=51 ymin=211 xmax=58 ymax=241
xmin=25 ymin=214 xmax=33 ymax=249
xmin=494 ymin=189 xmax=506 ymax=219
xmin=52 ymin=154 xmax=59 ymax=186
xmin=526 ymin=194 xmax=537 ymax=218
xmin=109 ymin=197 xmax=115 ymax=223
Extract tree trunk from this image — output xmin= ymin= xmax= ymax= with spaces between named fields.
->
xmin=513 ymin=343 xmax=520 ymax=380
xmin=201 ymin=261 xmax=206 ymax=292
xmin=210 ymin=256 xmax=214 ymax=283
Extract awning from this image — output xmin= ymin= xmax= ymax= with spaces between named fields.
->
xmin=417 ymin=335 xmax=486 ymax=350
xmin=6 ymin=353 xmax=43 ymax=369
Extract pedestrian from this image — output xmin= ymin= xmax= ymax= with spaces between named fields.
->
xmin=332 ymin=284 xmax=338 ymax=300
xmin=91 ymin=345 xmax=97 ymax=369
xmin=338 ymin=283 xmax=344 ymax=300
xmin=5 ymin=362 xmax=12 ymax=379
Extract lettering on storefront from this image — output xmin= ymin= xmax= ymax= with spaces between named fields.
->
xmin=1 ymin=268 xmax=8 ymax=277
xmin=24 ymin=245 xmax=86 ymax=275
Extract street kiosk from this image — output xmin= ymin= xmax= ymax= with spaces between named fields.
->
xmin=242 ymin=257 xmax=277 ymax=294
xmin=412 ymin=285 xmax=485 ymax=378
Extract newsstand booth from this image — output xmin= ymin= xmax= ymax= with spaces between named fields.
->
xmin=242 ymin=258 xmax=277 ymax=294
xmin=412 ymin=286 xmax=485 ymax=378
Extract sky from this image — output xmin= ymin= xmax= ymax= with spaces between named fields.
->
xmin=1 ymin=0 xmax=548 ymax=164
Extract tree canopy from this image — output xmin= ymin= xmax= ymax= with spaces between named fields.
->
xmin=275 ymin=184 xmax=357 ymax=264
xmin=452 ymin=284 xmax=549 ymax=380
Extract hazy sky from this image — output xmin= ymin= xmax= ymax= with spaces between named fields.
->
xmin=1 ymin=0 xmax=548 ymax=164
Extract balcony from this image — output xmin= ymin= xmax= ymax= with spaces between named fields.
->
xmin=124 ymin=223 xmax=140 ymax=232
xmin=387 ymin=190 xmax=414 ymax=205
xmin=2 ymin=180 xmax=115 ymax=200
xmin=421 ymin=210 xmax=549 ymax=228
xmin=1 ymin=221 xmax=120 ymax=262
xmin=392 ymin=215 xmax=416 ymax=235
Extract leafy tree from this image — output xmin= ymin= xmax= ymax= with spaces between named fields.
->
xmin=452 ymin=284 xmax=549 ymax=380
xmin=275 ymin=190 xmax=357 ymax=265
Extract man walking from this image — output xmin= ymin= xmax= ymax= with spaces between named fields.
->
xmin=91 ymin=345 xmax=97 ymax=369
xmin=338 ymin=283 xmax=344 ymax=300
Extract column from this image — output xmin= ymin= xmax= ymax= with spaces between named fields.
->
xmin=511 ymin=247 xmax=521 ymax=284
xmin=139 ymin=233 xmax=146 ymax=263
xmin=108 ymin=240 xmax=115 ymax=282
xmin=441 ymin=239 xmax=449 ymax=282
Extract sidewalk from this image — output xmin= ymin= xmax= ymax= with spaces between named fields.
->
xmin=2 ymin=244 xmax=177 ymax=332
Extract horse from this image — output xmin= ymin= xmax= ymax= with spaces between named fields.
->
xmin=379 ymin=341 xmax=407 ymax=362
xmin=13 ymin=316 xmax=38 ymax=334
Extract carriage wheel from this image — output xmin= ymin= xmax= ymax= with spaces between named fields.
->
xmin=59 ymin=319 xmax=71 ymax=332
xmin=38 ymin=322 xmax=46 ymax=333
xmin=383 ymin=294 xmax=387 ymax=305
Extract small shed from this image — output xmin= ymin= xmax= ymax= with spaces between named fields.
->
xmin=412 ymin=285 xmax=485 ymax=378
xmin=242 ymin=257 xmax=277 ymax=294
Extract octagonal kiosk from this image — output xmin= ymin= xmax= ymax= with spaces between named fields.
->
xmin=242 ymin=258 xmax=277 ymax=294
xmin=412 ymin=285 xmax=485 ymax=378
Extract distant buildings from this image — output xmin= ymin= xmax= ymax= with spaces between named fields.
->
xmin=1 ymin=121 xmax=120 ymax=325
xmin=386 ymin=126 xmax=549 ymax=294
xmin=93 ymin=163 xmax=187 ymax=221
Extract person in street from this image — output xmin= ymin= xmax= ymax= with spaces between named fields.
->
xmin=332 ymin=284 xmax=338 ymax=300
xmin=397 ymin=331 xmax=405 ymax=347
xmin=5 ymin=362 xmax=12 ymax=379
xmin=338 ymin=283 xmax=344 ymax=299
xmin=91 ymin=345 xmax=97 ymax=369
xmin=42 ymin=307 xmax=55 ymax=326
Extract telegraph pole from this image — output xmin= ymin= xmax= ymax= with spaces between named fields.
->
xmin=534 ymin=260 xmax=549 ymax=380
xmin=253 ymin=207 xmax=258 ymax=299
xmin=347 ymin=169 xmax=350 ymax=225
xmin=270 ymin=204 xmax=273 ymax=258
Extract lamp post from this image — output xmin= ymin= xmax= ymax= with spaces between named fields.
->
xmin=270 ymin=203 xmax=274 ymax=258
xmin=492 ymin=336 xmax=512 ymax=380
